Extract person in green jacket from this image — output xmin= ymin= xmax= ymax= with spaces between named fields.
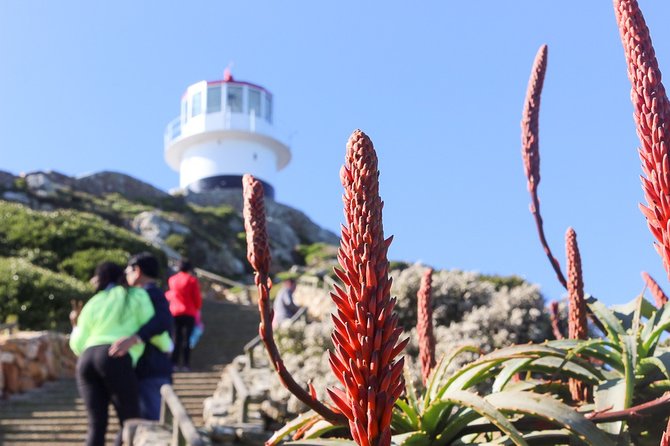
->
xmin=69 ymin=261 xmax=156 ymax=446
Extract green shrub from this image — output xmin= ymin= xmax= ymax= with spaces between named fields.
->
xmin=0 ymin=257 xmax=92 ymax=331
xmin=0 ymin=201 xmax=166 ymax=272
xmin=58 ymin=248 xmax=130 ymax=282
xmin=165 ymin=233 xmax=187 ymax=256
xmin=295 ymin=242 xmax=338 ymax=266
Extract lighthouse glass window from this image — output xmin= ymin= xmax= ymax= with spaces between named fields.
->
xmin=226 ymin=86 xmax=243 ymax=113
xmin=264 ymin=94 xmax=272 ymax=123
xmin=248 ymin=89 xmax=261 ymax=117
xmin=207 ymin=86 xmax=222 ymax=113
xmin=191 ymin=92 xmax=202 ymax=117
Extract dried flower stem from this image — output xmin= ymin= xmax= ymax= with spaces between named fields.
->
xmin=566 ymin=227 xmax=590 ymax=403
xmin=417 ymin=268 xmax=436 ymax=384
xmin=328 ymin=130 xmax=408 ymax=446
xmin=549 ymin=301 xmax=564 ymax=340
xmin=614 ymin=0 xmax=670 ymax=280
xmin=642 ymin=271 xmax=669 ymax=308
xmin=521 ymin=44 xmax=568 ymax=290
xmin=242 ymin=174 xmax=346 ymax=426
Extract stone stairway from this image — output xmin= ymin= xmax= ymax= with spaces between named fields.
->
xmin=0 ymin=369 xmax=222 ymax=445
xmin=0 ymin=299 xmax=261 ymax=445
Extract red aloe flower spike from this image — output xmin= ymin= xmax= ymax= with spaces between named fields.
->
xmin=329 ymin=130 xmax=407 ymax=446
xmin=521 ymin=44 xmax=568 ymax=289
xmin=417 ymin=268 xmax=436 ymax=384
xmin=565 ymin=227 xmax=591 ymax=403
xmin=614 ymin=0 xmax=670 ymax=280
xmin=662 ymin=417 xmax=670 ymax=446
xmin=241 ymin=174 xmax=346 ymax=426
xmin=642 ymin=271 xmax=669 ymax=308
xmin=549 ymin=300 xmax=564 ymax=340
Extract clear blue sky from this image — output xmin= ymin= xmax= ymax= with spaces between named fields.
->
xmin=1 ymin=1 xmax=669 ymax=306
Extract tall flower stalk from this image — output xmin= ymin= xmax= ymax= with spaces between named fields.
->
xmin=642 ymin=271 xmax=668 ymax=308
xmin=521 ymin=44 xmax=568 ymax=290
xmin=566 ymin=227 xmax=590 ymax=403
xmin=614 ymin=0 xmax=670 ymax=280
xmin=242 ymin=174 xmax=345 ymax=426
xmin=417 ymin=268 xmax=435 ymax=384
xmin=549 ymin=301 xmax=564 ymax=340
xmin=327 ymin=130 xmax=408 ymax=446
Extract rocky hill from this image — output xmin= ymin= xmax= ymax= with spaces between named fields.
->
xmin=0 ymin=169 xmax=338 ymax=330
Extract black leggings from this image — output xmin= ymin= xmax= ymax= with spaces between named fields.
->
xmin=76 ymin=344 xmax=139 ymax=446
xmin=172 ymin=315 xmax=195 ymax=367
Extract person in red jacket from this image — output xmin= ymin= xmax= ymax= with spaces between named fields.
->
xmin=166 ymin=259 xmax=202 ymax=371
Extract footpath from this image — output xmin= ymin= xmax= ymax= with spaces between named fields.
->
xmin=0 ymin=299 xmax=260 ymax=445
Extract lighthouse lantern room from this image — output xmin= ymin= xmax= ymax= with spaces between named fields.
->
xmin=164 ymin=70 xmax=290 ymax=199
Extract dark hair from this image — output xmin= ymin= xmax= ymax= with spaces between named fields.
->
xmin=128 ymin=252 xmax=160 ymax=279
xmin=178 ymin=259 xmax=192 ymax=273
xmin=93 ymin=262 xmax=125 ymax=292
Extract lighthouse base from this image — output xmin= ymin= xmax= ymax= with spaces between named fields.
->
xmin=186 ymin=175 xmax=275 ymax=199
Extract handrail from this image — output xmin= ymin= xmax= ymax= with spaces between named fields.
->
xmin=243 ymin=306 xmax=307 ymax=367
xmin=228 ymin=364 xmax=250 ymax=423
xmin=0 ymin=322 xmax=18 ymax=334
xmin=193 ymin=267 xmax=247 ymax=289
xmin=160 ymin=384 xmax=204 ymax=446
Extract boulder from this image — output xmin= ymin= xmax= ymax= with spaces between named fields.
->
xmin=76 ymin=171 xmax=169 ymax=201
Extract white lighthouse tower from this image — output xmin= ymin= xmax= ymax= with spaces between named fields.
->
xmin=164 ymin=69 xmax=290 ymax=199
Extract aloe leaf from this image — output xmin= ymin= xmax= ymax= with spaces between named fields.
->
xmin=432 ymin=408 xmax=479 ymax=446
xmin=638 ymin=355 xmax=670 ymax=380
xmin=611 ymin=293 xmax=649 ymax=331
xmin=303 ymin=420 xmax=343 ymax=439
xmin=440 ymin=390 xmax=528 ymax=446
xmin=286 ymin=439 xmax=357 ymax=446
xmin=425 ymin=345 xmax=480 ymax=408
xmin=485 ymin=391 xmax=616 ymax=446
xmin=392 ymin=409 xmax=418 ymax=433
xmin=525 ymin=356 xmax=601 ymax=383
xmin=396 ymin=397 xmax=420 ymax=430
xmin=492 ymin=358 xmax=533 ymax=392
xmin=594 ymin=378 xmax=627 ymax=435
xmin=479 ymin=430 xmax=571 ymax=445
xmin=586 ymin=295 xmax=625 ymax=342
xmin=391 ymin=431 xmax=432 ymax=446
xmin=642 ymin=305 xmax=670 ymax=355
xmin=267 ymin=411 xmax=321 ymax=446
xmin=621 ymin=334 xmax=637 ymax=410
xmin=403 ymin=367 xmax=420 ymax=415
xmin=420 ymin=400 xmax=452 ymax=435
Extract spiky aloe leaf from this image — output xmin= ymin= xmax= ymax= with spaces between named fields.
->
xmin=611 ymin=294 xmax=654 ymax=331
xmin=621 ymin=334 xmax=637 ymax=410
xmin=550 ymin=338 xmax=624 ymax=373
xmin=303 ymin=420 xmax=345 ymax=440
xmin=594 ymin=378 xmax=627 ymax=435
xmin=391 ymin=431 xmax=432 ymax=446
xmin=395 ymin=398 xmax=420 ymax=432
xmin=440 ymin=344 xmax=574 ymax=398
xmin=641 ymin=303 xmax=670 ymax=355
xmin=421 ymin=400 xmax=452 ymax=436
xmin=525 ymin=356 xmax=602 ymax=383
xmin=403 ymin=367 xmax=421 ymax=416
xmin=425 ymin=346 xmax=480 ymax=408
xmin=287 ymin=439 xmax=357 ymax=446
xmin=392 ymin=408 xmax=419 ymax=434
xmin=586 ymin=295 xmax=626 ymax=342
xmin=438 ymin=390 xmax=528 ymax=446
xmin=485 ymin=391 xmax=616 ymax=446
xmin=492 ymin=358 xmax=534 ymax=392
xmin=638 ymin=351 xmax=670 ymax=380
xmin=267 ymin=411 xmax=323 ymax=446
xmin=481 ymin=429 xmax=588 ymax=445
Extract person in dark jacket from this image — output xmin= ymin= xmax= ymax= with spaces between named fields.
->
xmin=109 ymin=252 xmax=174 ymax=420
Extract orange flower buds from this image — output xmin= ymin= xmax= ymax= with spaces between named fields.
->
xmin=329 ymin=130 xmax=408 ymax=446
xmin=642 ymin=271 xmax=668 ymax=308
xmin=521 ymin=44 xmax=567 ymax=289
xmin=566 ymin=228 xmax=590 ymax=402
xmin=614 ymin=0 xmax=670 ymax=280
xmin=417 ymin=268 xmax=436 ymax=384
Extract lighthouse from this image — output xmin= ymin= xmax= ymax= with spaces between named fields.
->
xmin=164 ymin=70 xmax=290 ymax=199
